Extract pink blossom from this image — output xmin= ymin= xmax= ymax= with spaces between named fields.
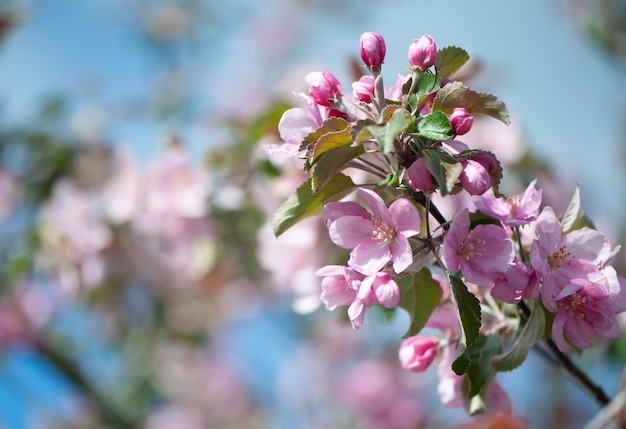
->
xmin=406 ymin=157 xmax=435 ymax=193
xmin=551 ymin=274 xmax=624 ymax=351
xmin=305 ymin=69 xmax=342 ymax=107
xmin=407 ymin=35 xmax=437 ymax=70
xmin=316 ymin=265 xmax=399 ymax=329
xmin=489 ymin=258 xmax=539 ymax=304
xmin=398 ymin=336 xmax=439 ymax=372
xmin=352 ymin=75 xmax=375 ymax=103
xmin=475 ymin=179 xmax=542 ymax=227
xmin=316 ymin=265 xmax=360 ymax=311
xmin=442 ymin=208 xmax=513 ymax=286
xmin=449 ymin=107 xmax=474 ymax=136
xmin=265 ymin=92 xmax=327 ymax=163
xmin=529 ymin=206 xmax=618 ymax=310
xmin=323 ymin=188 xmax=421 ymax=275
xmin=359 ymin=32 xmax=386 ymax=68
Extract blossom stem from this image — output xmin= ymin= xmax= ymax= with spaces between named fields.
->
xmin=513 ymin=226 xmax=527 ymax=264
xmin=345 ymin=160 xmax=387 ymax=178
xmin=517 ymin=301 xmax=612 ymax=408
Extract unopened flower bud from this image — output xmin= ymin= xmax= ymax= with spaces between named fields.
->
xmin=359 ymin=32 xmax=386 ymax=69
xmin=408 ymin=35 xmax=437 ymax=70
xmin=351 ymin=75 xmax=375 ymax=103
xmin=449 ymin=107 xmax=474 ymax=135
xmin=406 ymin=157 xmax=435 ymax=193
xmin=399 ymin=336 xmax=439 ymax=372
xmin=305 ymin=69 xmax=343 ymax=107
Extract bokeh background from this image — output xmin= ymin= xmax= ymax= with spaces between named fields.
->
xmin=0 ymin=0 xmax=625 ymax=428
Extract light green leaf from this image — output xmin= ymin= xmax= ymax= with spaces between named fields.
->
xmin=436 ymin=46 xmax=470 ymax=79
xmin=432 ymin=81 xmax=510 ymax=125
xmin=492 ymin=303 xmax=546 ymax=372
xmin=271 ymin=173 xmax=355 ymax=236
xmin=416 ymin=110 xmax=454 ymax=141
xmin=368 ymin=106 xmax=414 ymax=154
xmin=397 ymin=267 xmax=443 ymax=338
xmin=450 ymin=275 xmax=482 ymax=375
xmin=560 ymin=184 xmax=582 ymax=234
xmin=309 ymin=126 xmax=353 ymax=167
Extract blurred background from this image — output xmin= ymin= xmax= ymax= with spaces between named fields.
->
xmin=0 ymin=0 xmax=625 ymax=428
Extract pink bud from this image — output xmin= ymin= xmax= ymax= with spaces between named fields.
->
xmin=406 ymin=157 xmax=435 ymax=193
xmin=407 ymin=35 xmax=437 ymax=70
xmin=449 ymin=107 xmax=474 ymax=135
xmin=305 ymin=69 xmax=343 ymax=107
xmin=460 ymin=152 xmax=498 ymax=196
xmin=399 ymin=336 xmax=439 ymax=372
xmin=359 ymin=32 xmax=386 ymax=68
xmin=351 ymin=75 xmax=375 ymax=103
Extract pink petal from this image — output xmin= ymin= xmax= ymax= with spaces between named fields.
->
xmin=322 ymin=201 xmax=369 ymax=227
xmin=328 ymin=216 xmax=374 ymax=248
xmin=349 ymin=240 xmax=391 ymax=275
xmin=388 ymin=198 xmax=421 ymax=236
xmin=391 ymin=236 xmax=414 ymax=274
xmin=357 ymin=188 xmax=392 ymax=225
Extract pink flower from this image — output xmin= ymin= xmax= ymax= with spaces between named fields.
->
xmin=475 ymin=179 xmax=542 ymax=227
xmin=266 ymin=92 xmax=325 ymax=161
xmin=406 ymin=157 xmax=435 ymax=193
xmin=529 ymin=206 xmax=617 ymax=310
xmin=316 ymin=265 xmax=360 ymax=310
xmin=489 ymin=258 xmax=539 ymax=304
xmin=316 ymin=265 xmax=399 ymax=329
xmin=407 ymin=35 xmax=436 ymax=70
xmin=398 ymin=336 xmax=439 ymax=372
xmin=352 ymin=75 xmax=375 ymax=103
xmin=323 ymin=188 xmax=421 ymax=275
xmin=305 ymin=69 xmax=342 ymax=107
xmin=449 ymin=107 xmax=474 ymax=136
xmin=359 ymin=32 xmax=386 ymax=68
xmin=442 ymin=208 xmax=513 ymax=286
xmin=551 ymin=275 xmax=623 ymax=351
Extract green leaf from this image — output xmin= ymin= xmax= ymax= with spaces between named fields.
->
xmin=416 ymin=110 xmax=454 ymax=141
xmin=311 ymin=145 xmax=367 ymax=191
xmin=271 ymin=173 xmax=355 ymax=236
xmin=397 ymin=268 xmax=444 ymax=338
xmin=432 ymin=81 xmax=510 ymax=125
xmin=466 ymin=334 xmax=502 ymax=397
xmin=492 ymin=303 xmax=546 ymax=372
xmin=367 ymin=106 xmax=414 ymax=154
xmin=560 ymin=184 xmax=582 ymax=234
xmin=308 ymin=126 xmax=353 ymax=167
xmin=450 ymin=275 xmax=482 ymax=375
xmin=300 ymin=116 xmax=349 ymax=151
xmin=422 ymin=149 xmax=463 ymax=196
xmin=436 ymin=46 xmax=470 ymax=79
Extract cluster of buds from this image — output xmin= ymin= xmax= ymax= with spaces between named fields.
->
xmin=266 ymin=32 xmax=626 ymax=419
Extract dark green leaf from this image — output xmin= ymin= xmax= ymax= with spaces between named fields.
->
xmin=436 ymin=46 xmax=470 ymax=79
xmin=466 ymin=334 xmax=502 ymax=397
xmin=397 ymin=268 xmax=444 ymax=338
xmin=422 ymin=149 xmax=463 ymax=196
xmin=492 ymin=303 xmax=546 ymax=372
xmin=416 ymin=110 xmax=454 ymax=141
xmin=433 ymin=81 xmax=510 ymax=125
xmin=311 ymin=145 xmax=367 ymax=191
xmin=271 ymin=173 xmax=355 ymax=236
xmin=450 ymin=275 xmax=481 ymax=375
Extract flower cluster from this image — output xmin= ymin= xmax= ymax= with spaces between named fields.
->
xmin=267 ymin=32 xmax=626 ymax=419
